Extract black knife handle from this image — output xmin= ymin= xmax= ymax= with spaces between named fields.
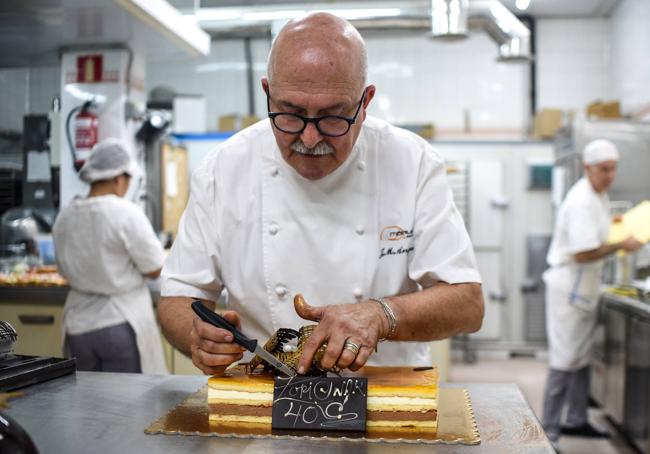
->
xmin=191 ymin=300 xmax=258 ymax=352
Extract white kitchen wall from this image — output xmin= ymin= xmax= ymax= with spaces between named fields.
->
xmin=0 ymin=66 xmax=60 ymax=131
xmin=535 ymin=18 xmax=612 ymax=111
xmin=4 ymin=12 xmax=646 ymax=137
xmin=610 ymin=0 xmax=650 ymax=114
xmin=147 ymin=39 xmax=271 ymax=132
xmin=0 ymin=68 xmax=27 ymax=131
xmin=365 ymin=32 xmax=530 ymax=132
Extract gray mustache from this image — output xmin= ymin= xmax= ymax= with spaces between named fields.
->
xmin=290 ymin=140 xmax=334 ymax=156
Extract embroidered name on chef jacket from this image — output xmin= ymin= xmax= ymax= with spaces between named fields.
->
xmin=379 ymin=226 xmax=414 ymax=259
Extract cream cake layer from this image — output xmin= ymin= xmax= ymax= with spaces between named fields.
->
xmin=207 ymin=388 xmax=437 ymax=411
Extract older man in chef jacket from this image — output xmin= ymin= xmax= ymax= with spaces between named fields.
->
xmin=541 ymin=139 xmax=643 ymax=444
xmin=158 ymin=12 xmax=484 ymax=376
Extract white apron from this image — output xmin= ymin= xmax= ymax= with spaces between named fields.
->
xmin=543 ymin=262 xmax=604 ymax=370
xmin=62 ymin=287 xmax=167 ymax=374
xmin=54 ymin=195 xmax=168 ymax=374
xmin=543 ymin=178 xmax=610 ymax=371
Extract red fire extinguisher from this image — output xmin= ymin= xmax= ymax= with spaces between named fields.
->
xmin=66 ymin=100 xmax=98 ymax=171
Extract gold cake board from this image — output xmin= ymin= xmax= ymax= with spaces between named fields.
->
xmin=145 ymin=386 xmax=480 ymax=445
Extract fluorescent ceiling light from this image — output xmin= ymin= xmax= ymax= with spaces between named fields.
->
xmin=191 ymin=6 xmax=402 ymax=23
xmin=191 ymin=8 xmax=243 ymax=21
xmin=329 ymin=8 xmax=402 ymax=20
xmin=242 ymin=10 xmax=308 ymax=21
xmin=113 ymin=0 xmax=210 ymax=56
xmin=515 ymin=0 xmax=531 ymax=11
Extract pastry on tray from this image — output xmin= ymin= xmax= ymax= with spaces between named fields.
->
xmin=207 ymin=325 xmax=438 ymax=433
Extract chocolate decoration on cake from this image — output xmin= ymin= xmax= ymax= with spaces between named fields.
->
xmin=247 ymin=325 xmax=341 ymax=376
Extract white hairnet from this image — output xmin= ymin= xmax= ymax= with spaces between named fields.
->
xmin=78 ymin=139 xmax=137 ymax=183
xmin=582 ymin=139 xmax=620 ymax=165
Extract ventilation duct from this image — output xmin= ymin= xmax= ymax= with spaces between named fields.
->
xmin=192 ymin=1 xmax=532 ymax=63
xmin=430 ymin=0 xmax=469 ymax=40
xmin=430 ymin=0 xmax=532 ymax=62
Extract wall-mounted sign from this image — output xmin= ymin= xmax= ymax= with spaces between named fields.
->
xmin=272 ymin=376 xmax=368 ymax=432
xmin=77 ymin=55 xmax=103 ymax=83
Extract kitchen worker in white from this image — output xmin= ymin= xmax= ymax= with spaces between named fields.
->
xmin=541 ymin=139 xmax=643 ymax=443
xmin=158 ymin=12 xmax=484 ymax=376
xmin=53 ymin=139 xmax=167 ymax=373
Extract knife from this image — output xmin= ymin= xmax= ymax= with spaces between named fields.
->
xmin=191 ymin=300 xmax=297 ymax=377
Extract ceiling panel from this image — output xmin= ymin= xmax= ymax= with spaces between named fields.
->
xmin=0 ymin=0 xmax=208 ymax=68
xmin=171 ymin=0 xmax=621 ymax=17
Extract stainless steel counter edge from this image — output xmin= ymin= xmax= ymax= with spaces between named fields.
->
xmin=601 ymin=292 xmax=650 ymax=318
xmin=0 ymin=286 xmax=162 ymax=306
xmin=0 ymin=286 xmax=70 ymax=304
xmin=4 ymin=372 xmax=555 ymax=453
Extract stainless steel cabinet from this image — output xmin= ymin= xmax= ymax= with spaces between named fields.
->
xmin=626 ymin=315 xmax=650 ymax=454
xmin=590 ymin=323 xmax=607 ymax=407
xmin=0 ymin=302 xmax=63 ymax=357
xmin=604 ymin=306 xmax=627 ymax=425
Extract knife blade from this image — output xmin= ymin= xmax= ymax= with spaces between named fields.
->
xmin=191 ymin=300 xmax=297 ymax=377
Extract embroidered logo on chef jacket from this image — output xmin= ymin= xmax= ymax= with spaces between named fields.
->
xmin=379 ymin=225 xmax=414 ymax=259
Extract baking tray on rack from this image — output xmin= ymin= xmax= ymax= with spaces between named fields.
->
xmin=0 ymin=355 xmax=76 ymax=392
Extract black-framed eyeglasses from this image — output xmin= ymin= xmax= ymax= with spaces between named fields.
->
xmin=267 ymin=89 xmax=366 ymax=137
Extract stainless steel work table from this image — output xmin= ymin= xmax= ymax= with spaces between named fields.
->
xmin=5 ymin=372 xmax=554 ymax=453
xmin=600 ymin=291 xmax=650 ymax=318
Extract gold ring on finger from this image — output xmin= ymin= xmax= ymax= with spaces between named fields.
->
xmin=343 ymin=340 xmax=361 ymax=356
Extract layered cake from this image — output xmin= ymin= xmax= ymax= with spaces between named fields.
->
xmin=207 ymin=365 xmax=438 ymax=432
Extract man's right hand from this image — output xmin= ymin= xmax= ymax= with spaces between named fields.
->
xmin=190 ymin=310 xmax=246 ymax=375
xmin=619 ymin=236 xmax=643 ymax=252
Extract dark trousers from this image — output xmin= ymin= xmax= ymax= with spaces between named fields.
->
xmin=542 ymin=365 xmax=590 ymax=441
xmin=66 ymin=322 xmax=141 ymax=373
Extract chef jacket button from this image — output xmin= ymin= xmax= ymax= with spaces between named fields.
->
xmin=275 ymin=285 xmax=287 ymax=297
xmin=357 ymin=160 xmax=366 ymax=171
xmin=271 ymin=167 xmax=279 ymax=177
xmin=355 ymin=225 xmax=364 ymax=235
xmin=353 ymin=288 xmax=363 ymax=299
xmin=269 ymin=223 xmax=279 ymax=235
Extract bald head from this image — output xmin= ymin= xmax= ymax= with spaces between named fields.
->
xmin=267 ymin=13 xmax=367 ymax=93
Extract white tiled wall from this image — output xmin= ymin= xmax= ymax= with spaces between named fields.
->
xmin=536 ymin=18 xmax=612 ymax=111
xmin=610 ymin=0 xmax=650 ymax=114
xmin=365 ymin=32 xmax=530 ymax=131
xmin=147 ymin=30 xmax=531 ymax=133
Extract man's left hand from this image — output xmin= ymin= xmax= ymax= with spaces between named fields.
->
xmin=293 ymin=294 xmax=388 ymax=374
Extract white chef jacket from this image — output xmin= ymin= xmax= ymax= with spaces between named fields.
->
xmin=543 ymin=177 xmax=611 ymax=370
xmin=53 ymin=195 xmax=167 ymax=373
xmin=162 ymin=116 xmax=481 ymax=366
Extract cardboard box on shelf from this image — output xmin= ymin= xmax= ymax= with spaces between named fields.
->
xmin=396 ymin=123 xmax=436 ymax=139
xmin=241 ymin=115 xmax=260 ymax=128
xmin=218 ymin=114 xmax=261 ymax=131
xmin=586 ymin=100 xmax=621 ymax=119
xmin=532 ymin=109 xmax=563 ymax=139
xmin=218 ymin=115 xmax=238 ymax=132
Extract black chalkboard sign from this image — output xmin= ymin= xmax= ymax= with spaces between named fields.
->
xmin=272 ymin=375 xmax=368 ymax=431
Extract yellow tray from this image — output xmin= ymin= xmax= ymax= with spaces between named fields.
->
xmin=609 ymin=200 xmax=650 ymax=244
